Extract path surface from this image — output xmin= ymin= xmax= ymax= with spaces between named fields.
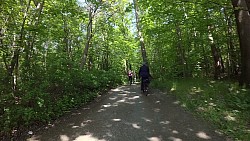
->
xmin=27 ymin=84 xmax=229 ymax=141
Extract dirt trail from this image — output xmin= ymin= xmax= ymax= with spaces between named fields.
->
xmin=26 ymin=84 xmax=230 ymax=141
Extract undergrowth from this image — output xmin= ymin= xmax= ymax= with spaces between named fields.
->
xmin=0 ymin=69 xmax=123 ymax=140
xmin=152 ymin=78 xmax=250 ymax=141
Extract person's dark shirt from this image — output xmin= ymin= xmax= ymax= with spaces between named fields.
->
xmin=139 ymin=64 xmax=150 ymax=78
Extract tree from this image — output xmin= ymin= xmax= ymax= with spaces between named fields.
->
xmin=231 ymin=0 xmax=250 ymax=87
xmin=133 ymin=0 xmax=148 ymax=64
xmin=80 ymin=0 xmax=102 ymax=69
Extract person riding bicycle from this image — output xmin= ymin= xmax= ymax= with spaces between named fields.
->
xmin=138 ymin=62 xmax=151 ymax=92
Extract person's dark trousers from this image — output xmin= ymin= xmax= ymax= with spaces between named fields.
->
xmin=141 ymin=77 xmax=149 ymax=91
xmin=128 ymin=76 xmax=132 ymax=84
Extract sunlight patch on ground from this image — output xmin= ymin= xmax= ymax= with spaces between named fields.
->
xmin=168 ymin=137 xmax=182 ymax=141
xmin=109 ymin=97 xmax=118 ymax=100
xmin=132 ymin=123 xmax=141 ymax=129
xmin=111 ymin=88 xmax=121 ymax=92
xmin=170 ymin=82 xmax=177 ymax=92
xmin=190 ymin=87 xmax=203 ymax=94
xmin=117 ymin=99 xmax=126 ymax=102
xmin=154 ymin=108 xmax=160 ymax=112
xmin=224 ymin=114 xmax=236 ymax=121
xmin=72 ymin=125 xmax=80 ymax=129
xmin=117 ymin=94 xmax=128 ymax=96
xmin=123 ymin=90 xmax=133 ymax=94
xmin=170 ymin=87 xmax=176 ymax=91
xmin=98 ymin=108 xmax=106 ymax=112
xmin=125 ymin=101 xmax=136 ymax=104
xmin=142 ymin=117 xmax=152 ymax=122
xmin=196 ymin=131 xmax=212 ymax=139
xmin=181 ymin=103 xmax=187 ymax=108
xmin=147 ymin=137 xmax=162 ymax=141
xmin=172 ymin=130 xmax=179 ymax=134
xmin=223 ymin=111 xmax=237 ymax=121
xmin=80 ymin=120 xmax=92 ymax=127
xmin=112 ymin=118 xmax=121 ymax=122
xmin=155 ymin=100 xmax=161 ymax=104
xmin=173 ymin=101 xmax=180 ymax=105
xmin=197 ymin=106 xmax=206 ymax=112
xmin=73 ymin=134 xmax=106 ymax=141
xmin=80 ymin=123 xmax=87 ymax=127
xmin=187 ymin=128 xmax=194 ymax=131
xmin=72 ymin=112 xmax=81 ymax=115
xmin=112 ymin=103 xmax=119 ymax=107
xmin=160 ymin=121 xmax=170 ymax=125
xmin=128 ymin=95 xmax=140 ymax=100
xmin=208 ymin=102 xmax=216 ymax=107
xmin=26 ymin=135 xmax=41 ymax=141
xmin=102 ymin=103 xmax=112 ymax=108
xmin=103 ymin=132 xmax=113 ymax=138
xmin=60 ymin=135 xmax=70 ymax=141
xmin=106 ymin=124 xmax=112 ymax=128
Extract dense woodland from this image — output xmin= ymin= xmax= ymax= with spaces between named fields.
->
xmin=0 ymin=0 xmax=250 ymax=140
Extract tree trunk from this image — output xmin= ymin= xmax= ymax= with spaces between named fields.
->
xmin=210 ymin=43 xmax=223 ymax=79
xmin=8 ymin=0 xmax=31 ymax=92
xmin=208 ymin=26 xmax=224 ymax=80
xmin=175 ymin=23 xmax=187 ymax=77
xmin=231 ymin=0 xmax=250 ymax=87
xmin=223 ymin=8 xmax=239 ymax=79
xmin=25 ymin=0 xmax=45 ymax=69
xmin=80 ymin=4 xmax=99 ymax=69
xmin=133 ymin=0 xmax=147 ymax=64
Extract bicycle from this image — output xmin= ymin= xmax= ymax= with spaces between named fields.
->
xmin=142 ymin=78 xmax=150 ymax=96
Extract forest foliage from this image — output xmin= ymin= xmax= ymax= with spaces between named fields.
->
xmin=0 ymin=0 xmax=250 ymax=140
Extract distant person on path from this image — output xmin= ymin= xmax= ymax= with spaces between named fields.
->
xmin=128 ymin=69 xmax=133 ymax=85
xmin=138 ymin=62 xmax=151 ymax=91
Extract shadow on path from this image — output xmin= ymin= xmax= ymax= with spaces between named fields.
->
xmin=27 ymin=84 xmax=229 ymax=141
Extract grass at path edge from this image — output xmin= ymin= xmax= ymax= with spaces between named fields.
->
xmin=151 ymin=78 xmax=250 ymax=141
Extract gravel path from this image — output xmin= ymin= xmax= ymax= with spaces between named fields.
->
xmin=26 ymin=84 xmax=230 ymax=141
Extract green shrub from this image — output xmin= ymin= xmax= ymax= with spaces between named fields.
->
xmin=0 ymin=68 xmax=123 ymax=138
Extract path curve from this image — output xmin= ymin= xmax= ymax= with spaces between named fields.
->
xmin=27 ymin=84 xmax=229 ymax=141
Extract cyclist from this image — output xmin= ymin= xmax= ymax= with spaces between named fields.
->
xmin=138 ymin=62 xmax=151 ymax=93
xmin=128 ymin=69 xmax=133 ymax=85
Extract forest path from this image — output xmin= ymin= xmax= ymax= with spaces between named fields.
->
xmin=27 ymin=84 xmax=230 ymax=141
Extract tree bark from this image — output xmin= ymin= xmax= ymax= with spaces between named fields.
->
xmin=175 ymin=23 xmax=187 ymax=77
xmin=7 ymin=0 xmax=32 ymax=92
xmin=25 ymin=0 xmax=45 ymax=69
xmin=208 ymin=26 xmax=224 ymax=80
xmin=80 ymin=4 xmax=99 ymax=69
xmin=133 ymin=0 xmax=147 ymax=64
xmin=231 ymin=0 xmax=250 ymax=87
xmin=224 ymin=8 xmax=239 ymax=78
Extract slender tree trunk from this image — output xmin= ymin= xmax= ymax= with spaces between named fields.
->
xmin=8 ymin=0 xmax=31 ymax=92
xmin=231 ymin=0 xmax=250 ymax=87
xmin=208 ymin=26 xmax=224 ymax=80
xmin=0 ymin=28 xmax=3 ymax=49
xmin=62 ymin=15 xmax=69 ymax=53
xmin=80 ymin=5 xmax=98 ymax=69
xmin=25 ymin=0 xmax=45 ymax=69
xmin=202 ymin=44 xmax=209 ymax=76
xmin=199 ymin=33 xmax=210 ymax=77
xmin=210 ymin=43 xmax=222 ymax=79
xmin=133 ymin=0 xmax=147 ymax=64
xmin=223 ymin=8 xmax=238 ymax=78
xmin=175 ymin=23 xmax=186 ymax=77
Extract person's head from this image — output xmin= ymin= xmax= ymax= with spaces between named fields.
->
xmin=142 ymin=62 xmax=147 ymax=66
